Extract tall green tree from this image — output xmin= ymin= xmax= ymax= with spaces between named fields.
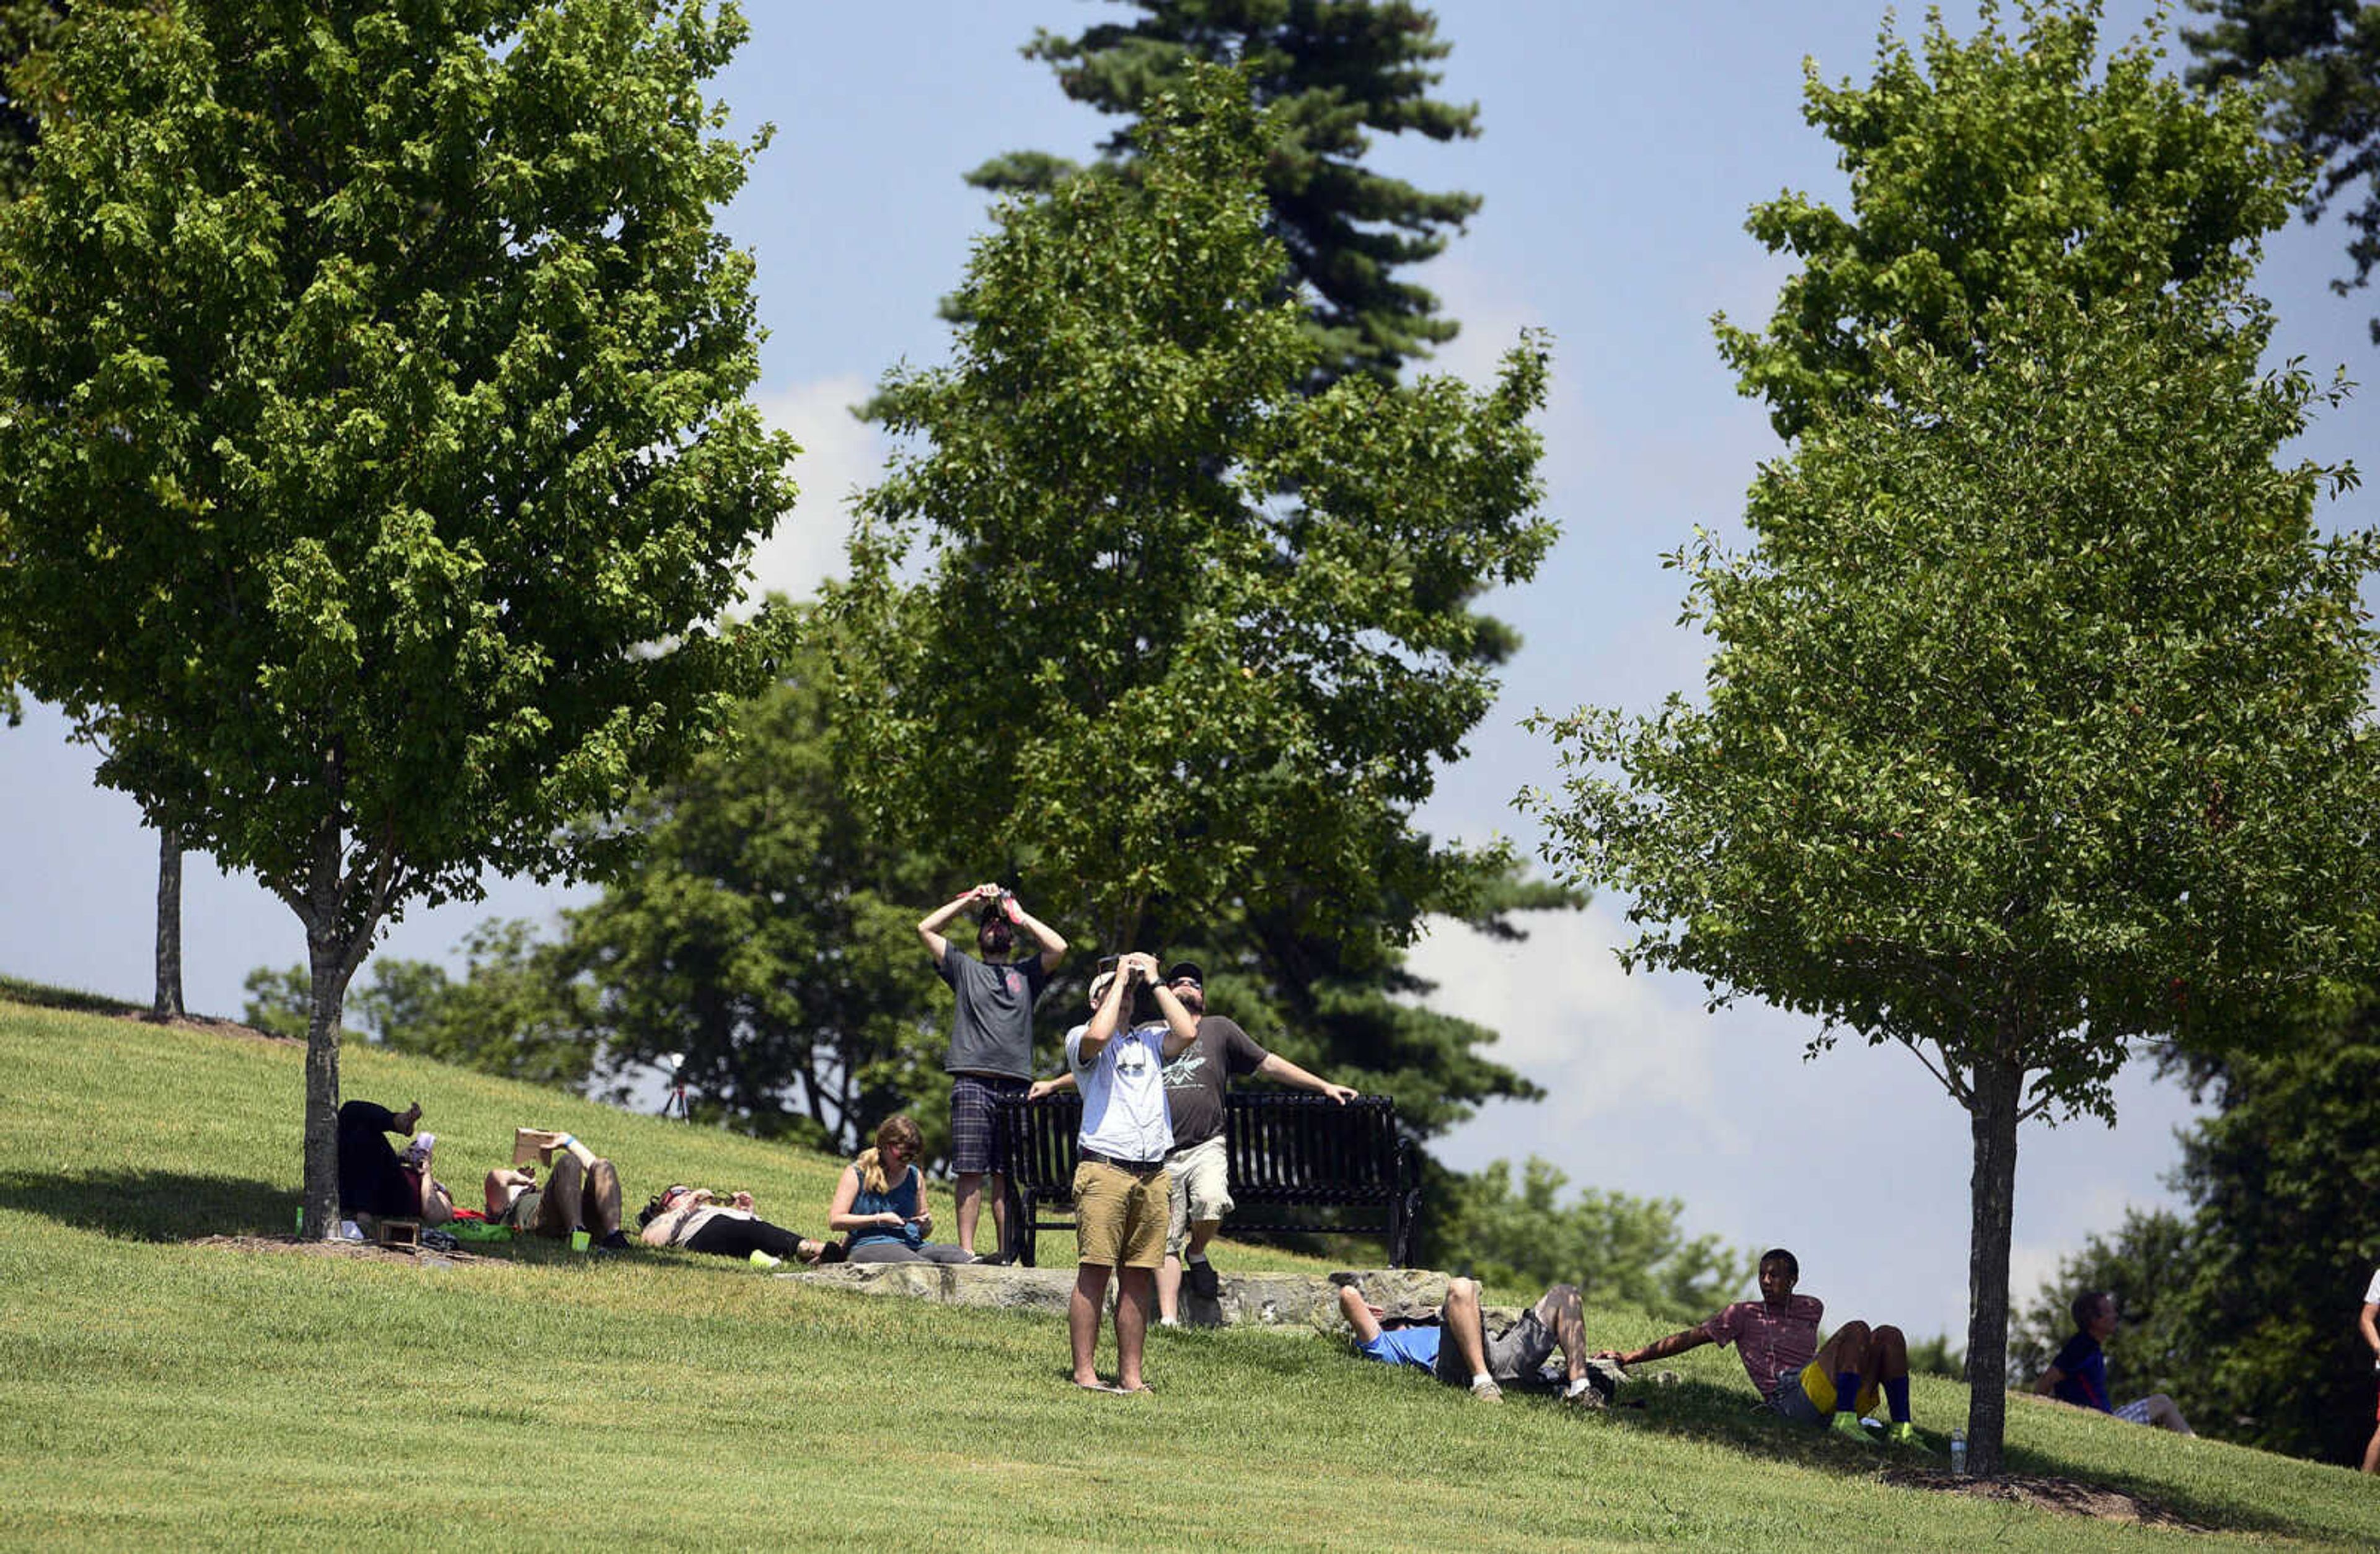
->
xmin=0 ymin=0 xmax=63 ymax=203
xmin=827 ymin=65 xmax=1551 ymax=980
xmin=1528 ymin=271 xmax=2379 ymax=1472
xmin=971 ymin=0 xmax=1481 ymax=388
xmin=0 ymin=0 xmax=796 ymax=1237
xmin=2186 ymin=0 xmax=2380 ymax=342
xmin=1718 ymin=1 xmax=2301 ymax=439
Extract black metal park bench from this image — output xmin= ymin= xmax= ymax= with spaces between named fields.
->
xmin=992 ymin=1091 xmax=1417 ymax=1268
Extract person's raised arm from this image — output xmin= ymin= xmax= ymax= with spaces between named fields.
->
xmin=551 ymin=1132 xmax=598 ymax=1173
xmin=1595 ymin=1324 xmax=1714 ymax=1370
xmin=1078 ymin=963 xmax=1136 ymax=1062
xmin=917 ymin=885 xmax=996 ymax=965
xmin=483 ymin=1166 xmax=532 ymax=1218
xmin=1007 ymin=894 xmax=1069 ymax=975
xmin=1148 ymin=969 xmax=1199 ymax=1060
xmin=1256 ymin=1051 xmax=1357 ymax=1104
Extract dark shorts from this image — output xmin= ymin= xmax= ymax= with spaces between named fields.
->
xmin=949 ymin=1074 xmax=1025 ymax=1175
xmin=1432 ymin=1309 xmax=1558 ymax=1387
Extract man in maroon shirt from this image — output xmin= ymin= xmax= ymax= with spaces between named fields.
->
xmin=1595 ymin=1247 xmax=1918 ymax=1446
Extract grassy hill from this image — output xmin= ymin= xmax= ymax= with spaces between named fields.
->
xmin=2 ymin=989 xmax=2377 ymax=1551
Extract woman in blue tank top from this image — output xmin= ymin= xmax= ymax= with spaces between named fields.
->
xmin=829 ymin=1115 xmax=975 ymax=1264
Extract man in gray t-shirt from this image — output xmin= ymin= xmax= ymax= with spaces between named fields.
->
xmin=917 ymin=882 xmax=1068 ymax=1260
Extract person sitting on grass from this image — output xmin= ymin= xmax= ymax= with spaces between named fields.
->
xmin=637 ymin=1182 xmax=840 ymax=1266
xmin=827 ymin=1114 xmax=973 ymax=1265
xmin=1337 ymin=1276 xmax=1613 ymax=1404
xmin=336 ymin=1098 xmax=453 ymax=1232
xmin=484 ymin=1128 xmax=630 ymax=1251
xmin=1595 ymin=1247 xmax=1918 ymax=1446
xmin=2034 ymin=1291 xmax=2193 ymax=1434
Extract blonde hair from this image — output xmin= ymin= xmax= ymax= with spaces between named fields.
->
xmin=857 ymin=1114 xmax=924 ymax=1195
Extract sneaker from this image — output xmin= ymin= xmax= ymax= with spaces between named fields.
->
xmin=599 ymin=1229 xmax=632 ymax=1252
xmin=748 ymin=1249 xmax=782 ymax=1270
xmin=1186 ymin=1257 xmax=1221 ymax=1299
xmin=1830 ymin=1412 xmax=1877 ymax=1445
xmin=1469 ymin=1377 xmax=1504 ymax=1403
xmin=1884 ymin=1421 xmax=1919 ymax=1447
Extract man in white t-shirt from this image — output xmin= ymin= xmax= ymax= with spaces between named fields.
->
xmin=2359 ymin=1266 xmax=2380 ymax=1472
xmin=1064 ymin=951 xmax=1198 ymax=1393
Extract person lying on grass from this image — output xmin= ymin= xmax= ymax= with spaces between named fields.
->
xmin=1595 ymin=1247 xmax=1918 ymax=1446
xmin=2034 ymin=1291 xmax=2193 ymax=1434
xmin=336 ymin=1098 xmax=454 ymax=1231
xmin=637 ymin=1182 xmax=841 ymax=1266
xmin=485 ymin=1128 xmax=630 ymax=1251
xmin=827 ymin=1113 xmax=974 ymax=1265
xmin=1336 ymin=1276 xmax=1613 ymax=1404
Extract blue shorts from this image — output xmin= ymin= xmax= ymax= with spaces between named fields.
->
xmin=948 ymin=1074 xmax=1025 ymax=1175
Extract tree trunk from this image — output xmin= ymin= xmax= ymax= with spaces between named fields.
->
xmin=152 ymin=823 xmax=183 ymax=1020
xmin=299 ymin=925 xmax=348 ymax=1241
xmin=1965 ymin=1051 xmax=2026 ymax=1474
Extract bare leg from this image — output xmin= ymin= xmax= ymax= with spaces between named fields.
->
xmin=2364 ymin=1418 xmax=2380 ymax=1473
xmin=544 ymin=1154 xmax=586 ymax=1238
xmin=988 ymin=1170 xmax=1009 ymax=1258
xmin=584 ymin=1157 xmax=623 ymax=1237
xmin=955 ymin=1171 xmax=986 ymax=1255
xmin=1158 ymin=1255 xmax=1184 ymax=1322
xmin=1442 ymin=1277 xmax=1491 ymax=1377
xmin=1069 ymin=1264 xmax=1113 ymax=1387
xmin=1813 ymin=1318 xmax=1875 ymax=1402
xmin=1536 ymin=1284 xmax=1587 ymax=1383
xmin=1115 ymin=1267 xmax=1155 ymax=1390
xmin=2134 ymin=1394 xmax=2194 ymax=1435
xmin=1871 ymin=1324 xmax=1908 ymax=1384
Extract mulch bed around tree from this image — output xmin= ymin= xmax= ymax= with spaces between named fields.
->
xmin=1882 ymin=1467 xmax=2213 ymax=1532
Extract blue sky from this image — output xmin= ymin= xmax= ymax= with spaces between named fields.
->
xmin=5 ymin=0 xmax=2373 ymax=1341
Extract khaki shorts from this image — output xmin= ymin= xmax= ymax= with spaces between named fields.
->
xmin=1165 ymin=1135 xmax=1234 ymax=1257
xmin=1073 ymin=1159 xmax=1170 ymax=1270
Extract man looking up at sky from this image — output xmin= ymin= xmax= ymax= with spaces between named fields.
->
xmin=1064 ymin=952 xmax=1199 ymax=1393
xmin=917 ymin=882 xmax=1068 ymax=1261
xmin=1036 ymin=959 xmax=1359 ymax=1322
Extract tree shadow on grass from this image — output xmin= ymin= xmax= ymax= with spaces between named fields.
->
xmin=1611 ymin=1377 xmax=2306 ymax=1540
xmin=0 ymin=1166 xmax=297 ymax=1242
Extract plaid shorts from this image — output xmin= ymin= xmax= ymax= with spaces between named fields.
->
xmin=948 ymin=1073 xmax=1025 ymax=1175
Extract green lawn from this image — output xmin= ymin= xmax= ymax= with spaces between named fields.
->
xmin=2 ymin=991 xmax=2376 ymax=1550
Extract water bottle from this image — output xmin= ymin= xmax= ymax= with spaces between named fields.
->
xmin=1949 ymin=1428 xmax=1967 ymax=1475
